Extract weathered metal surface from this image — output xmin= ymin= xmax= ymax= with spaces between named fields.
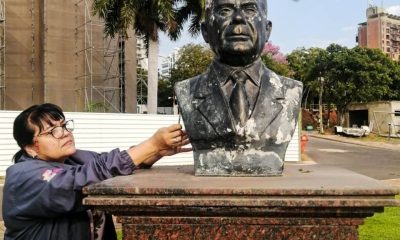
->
xmin=174 ymin=0 xmax=303 ymax=176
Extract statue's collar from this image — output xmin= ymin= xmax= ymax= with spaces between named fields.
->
xmin=210 ymin=59 xmax=262 ymax=87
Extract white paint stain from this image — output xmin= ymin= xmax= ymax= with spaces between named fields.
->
xmin=318 ymin=149 xmax=349 ymax=153
xmin=269 ymin=73 xmax=282 ymax=89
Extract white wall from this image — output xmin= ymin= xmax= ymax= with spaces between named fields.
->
xmin=0 ymin=111 xmax=300 ymax=176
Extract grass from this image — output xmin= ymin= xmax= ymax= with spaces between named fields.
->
xmin=358 ymin=133 xmax=400 ymax=144
xmin=359 ymin=195 xmax=400 ymax=240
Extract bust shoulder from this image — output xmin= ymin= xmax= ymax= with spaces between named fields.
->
xmin=280 ymin=75 xmax=303 ymax=90
xmin=174 ymin=72 xmax=209 ymax=94
xmin=265 ymin=66 xmax=303 ymax=90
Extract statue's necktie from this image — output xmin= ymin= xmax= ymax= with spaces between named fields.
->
xmin=229 ymin=71 xmax=249 ymax=127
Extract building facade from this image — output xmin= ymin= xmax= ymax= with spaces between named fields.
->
xmin=346 ymin=101 xmax=400 ymax=136
xmin=2 ymin=0 xmax=137 ymax=112
xmin=357 ymin=6 xmax=400 ymax=61
xmin=159 ymin=48 xmax=180 ymax=78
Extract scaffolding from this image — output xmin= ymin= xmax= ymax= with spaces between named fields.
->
xmin=0 ymin=0 xmax=5 ymax=109
xmin=75 ymin=0 xmax=125 ymax=112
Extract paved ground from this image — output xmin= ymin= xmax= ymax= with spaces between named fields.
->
xmin=0 ymin=133 xmax=398 ymax=238
xmin=307 ymin=132 xmax=400 ymax=185
xmin=306 ymin=136 xmax=400 ymax=180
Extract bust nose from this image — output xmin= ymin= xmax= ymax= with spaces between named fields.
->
xmin=231 ymin=8 xmax=246 ymax=24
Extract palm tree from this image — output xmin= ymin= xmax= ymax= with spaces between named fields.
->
xmin=93 ymin=0 xmax=182 ymax=114
xmin=175 ymin=0 xmax=205 ymax=36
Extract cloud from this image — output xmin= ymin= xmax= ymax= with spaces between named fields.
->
xmin=387 ymin=5 xmax=400 ymax=16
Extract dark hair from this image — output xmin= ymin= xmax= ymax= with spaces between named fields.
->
xmin=13 ymin=103 xmax=65 ymax=163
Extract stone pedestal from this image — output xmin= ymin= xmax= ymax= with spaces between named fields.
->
xmin=83 ymin=164 xmax=399 ymax=240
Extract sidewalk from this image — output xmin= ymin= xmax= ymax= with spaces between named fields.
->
xmin=307 ymin=132 xmax=400 ymax=152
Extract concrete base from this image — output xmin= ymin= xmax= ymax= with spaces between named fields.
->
xmin=83 ymin=164 xmax=400 ymax=240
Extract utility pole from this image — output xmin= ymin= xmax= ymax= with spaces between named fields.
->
xmin=319 ymin=77 xmax=325 ymax=134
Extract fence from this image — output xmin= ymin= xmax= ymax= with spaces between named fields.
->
xmin=0 ymin=111 xmax=300 ymax=176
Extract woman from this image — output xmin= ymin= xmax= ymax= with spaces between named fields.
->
xmin=2 ymin=103 xmax=190 ymax=240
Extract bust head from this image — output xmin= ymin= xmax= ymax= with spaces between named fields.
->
xmin=202 ymin=0 xmax=272 ymax=67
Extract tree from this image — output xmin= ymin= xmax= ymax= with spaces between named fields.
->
xmin=389 ymin=61 xmax=400 ymax=99
xmin=261 ymin=42 xmax=291 ymax=77
xmin=287 ymin=47 xmax=327 ymax=109
xmin=170 ymin=44 xmax=214 ymax=86
xmin=155 ymin=44 xmax=214 ymax=107
xmin=93 ymin=0 xmax=182 ymax=114
xmin=157 ymin=44 xmax=213 ymax=108
xmin=327 ymin=46 xmax=396 ymax=124
xmin=289 ymin=44 xmax=399 ymax=126
xmin=158 ymin=76 xmax=174 ymax=107
xmin=175 ymin=0 xmax=205 ymax=36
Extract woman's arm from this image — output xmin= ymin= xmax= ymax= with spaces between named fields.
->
xmin=127 ymin=124 xmax=191 ymax=168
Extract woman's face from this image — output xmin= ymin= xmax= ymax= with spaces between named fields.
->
xmin=32 ymin=119 xmax=76 ymax=162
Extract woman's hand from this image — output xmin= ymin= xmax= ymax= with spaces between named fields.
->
xmin=127 ymin=124 xmax=192 ymax=168
xmin=150 ymin=124 xmax=191 ymax=153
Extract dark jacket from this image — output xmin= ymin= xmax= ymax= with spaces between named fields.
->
xmin=2 ymin=149 xmax=135 ymax=240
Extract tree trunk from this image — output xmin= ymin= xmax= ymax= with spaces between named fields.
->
xmin=337 ymin=106 xmax=346 ymax=126
xmin=327 ymin=99 xmax=331 ymax=128
xmin=147 ymin=38 xmax=159 ymax=114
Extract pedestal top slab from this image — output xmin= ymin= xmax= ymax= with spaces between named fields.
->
xmin=83 ymin=164 xmax=399 ymax=197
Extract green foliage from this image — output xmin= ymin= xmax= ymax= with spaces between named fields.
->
xmin=92 ymin=0 xmax=181 ymax=42
xmin=175 ymin=0 xmax=205 ymax=36
xmin=85 ymin=102 xmax=111 ymax=112
xmin=287 ymin=44 xmax=400 ymax=124
xmin=157 ymin=44 xmax=213 ymax=107
xmin=261 ymin=54 xmax=291 ymax=77
xmin=170 ymin=43 xmax=214 ymax=86
xmin=158 ymin=76 xmax=174 ymax=107
xmin=388 ymin=60 xmax=400 ymax=99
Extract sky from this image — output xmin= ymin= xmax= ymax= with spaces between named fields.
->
xmin=159 ymin=0 xmax=400 ymax=57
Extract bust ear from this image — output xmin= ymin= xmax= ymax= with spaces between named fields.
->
xmin=201 ymin=22 xmax=209 ymax=43
xmin=265 ymin=20 xmax=272 ymax=41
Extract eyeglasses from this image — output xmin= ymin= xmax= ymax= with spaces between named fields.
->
xmin=36 ymin=120 xmax=74 ymax=139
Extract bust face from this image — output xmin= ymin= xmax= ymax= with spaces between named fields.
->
xmin=202 ymin=0 xmax=271 ymax=66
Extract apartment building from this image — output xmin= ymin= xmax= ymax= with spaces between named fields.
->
xmin=159 ymin=48 xmax=180 ymax=78
xmin=357 ymin=6 xmax=400 ymax=61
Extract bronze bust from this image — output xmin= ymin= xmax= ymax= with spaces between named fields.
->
xmin=174 ymin=0 xmax=303 ymax=176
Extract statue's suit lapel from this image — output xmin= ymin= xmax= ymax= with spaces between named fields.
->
xmin=248 ymin=66 xmax=284 ymax=135
xmin=193 ymin=72 xmax=234 ymax=136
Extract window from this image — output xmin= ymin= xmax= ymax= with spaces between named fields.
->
xmin=395 ymin=110 xmax=400 ymax=117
